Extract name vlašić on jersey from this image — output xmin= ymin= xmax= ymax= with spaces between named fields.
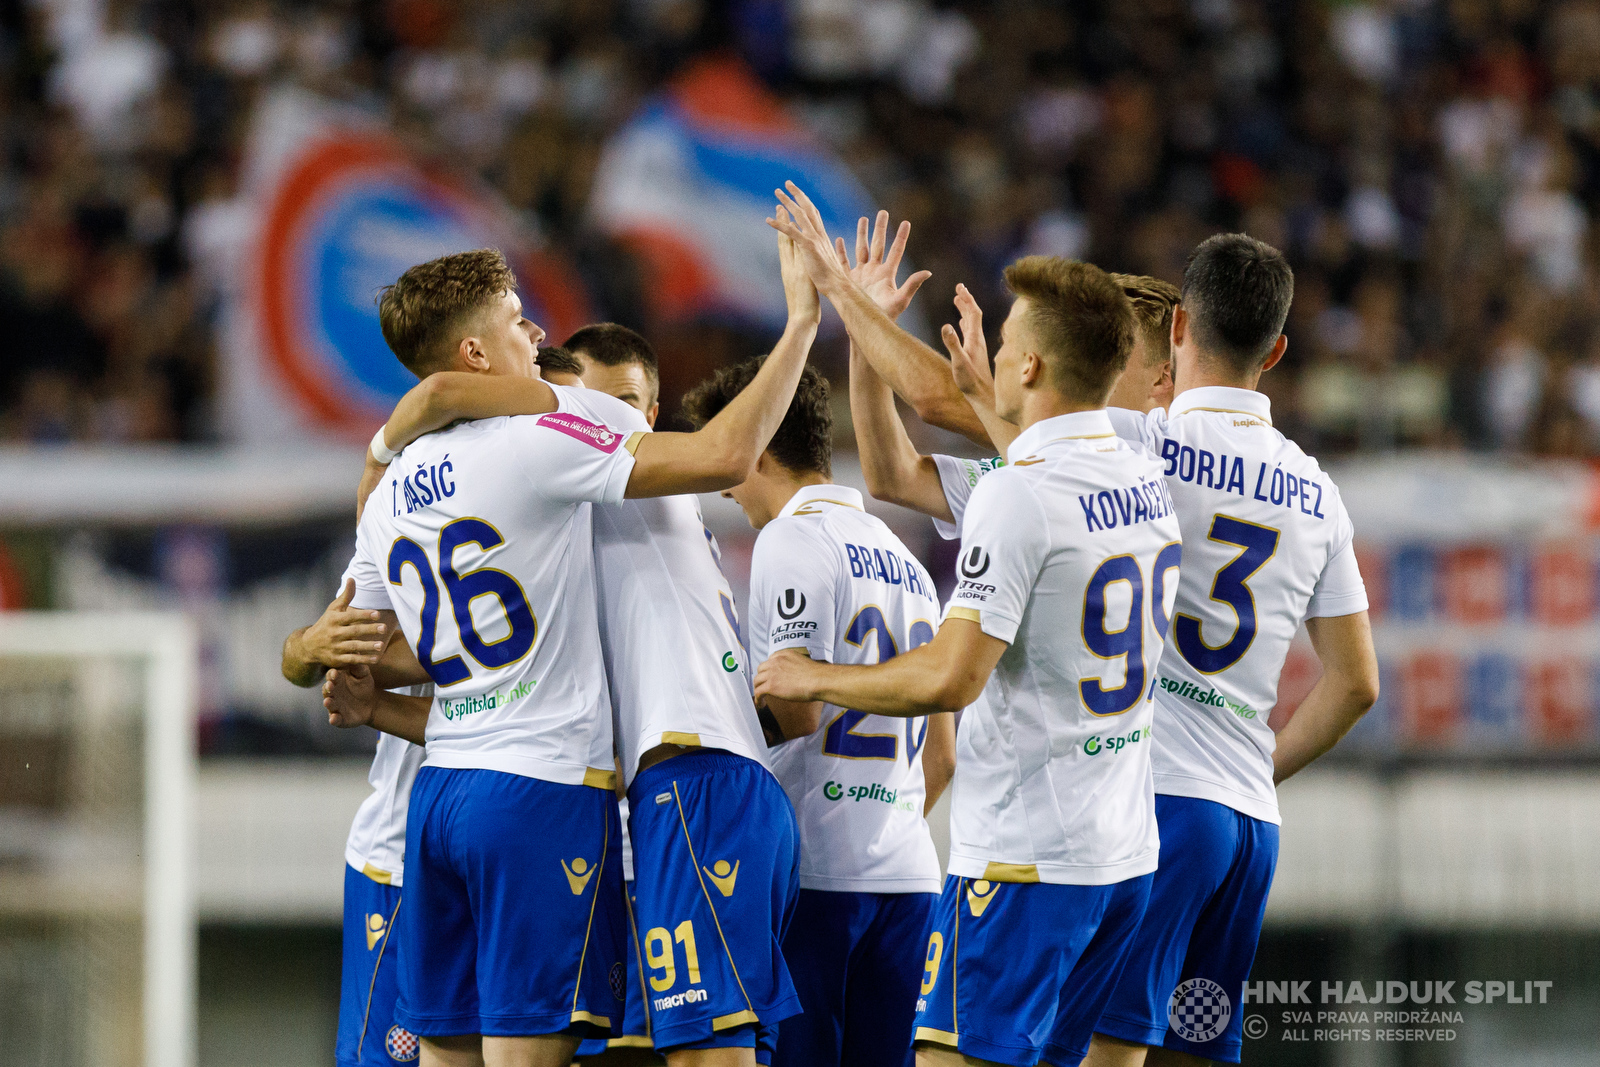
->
xmin=394 ymin=456 xmax=457 ymax=516
xmin=1078 ymin=477 xmax=1176 ymax=533
xmin=1159 ymin=439 xmax=1328 ymax=519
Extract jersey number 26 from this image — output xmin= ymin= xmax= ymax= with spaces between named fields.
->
xmin=387 ymin=517 xmax=538 ymax=686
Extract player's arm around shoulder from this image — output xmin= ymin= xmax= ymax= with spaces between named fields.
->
xmin=378 ymin=371 xmax=558 ymax=456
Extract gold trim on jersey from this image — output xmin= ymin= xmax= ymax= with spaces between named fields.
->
xmin=360 ymin=863 xmax=393 ymax=885
xmin=792 ymin=498 xmax=864 ymax=514
xmin=608 ymin=1036 xmax=655 ymax=1048
xmin=661 ymin=731 xmax=702 ymax=747
xmin=713 ymin=1010 xmax=760 ymax=1030
xmin=584 ymin=767 xmax=619 ymax=790
xmin=571 ymin=1010 xmax=611 ymax=1029
xmin=981 ymin=862 xmax=1040 ymax=883
xmin=914 ymin=1026 xmax=960 ymax=1047
xmin=1171 ymin=406 xmax=1273 ymax=426
xmin=624 ymin=432 xmax=646 ymax=455
xmin=946 ymin=607 xmax=982 ymax=624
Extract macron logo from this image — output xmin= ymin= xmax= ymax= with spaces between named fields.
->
xmin=537 ymin=412 xmax=622 ymax=452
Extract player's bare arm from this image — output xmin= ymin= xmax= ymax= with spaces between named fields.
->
xmin=1271 ymin=611 xmax=1380 ymax=783
xmin=920 ymin=710 xmax=956 ymax=814
xmin=769 ymin=182 xmax=991 ymax=447
xmin=755 ymin=617 xmax=1003 ymax=718
xmin=842 ymin=212 xmax=953 ymax=519
xmin=369 ymin=372 xmax=560 ymax=463
xmin=323 ymin=664 xmax=429 ymax=746
xmin=945 ymin=283 xmax=1021 ymax=455
xmin=280 ymin=578 xmax=389 ymax=686
xmin=623 ymin=208 xmax=821 ymax=498
xmin=759 ymin=663 xmax=826 ymax=742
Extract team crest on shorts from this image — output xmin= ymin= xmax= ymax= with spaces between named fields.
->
xmin=610 ymin=961 xmax=627 ymax=1001
xmin=1168 ymin=977 xmax=1230 ymax=1044
xmin=385 ymin=1024 xmax=420 ymax=1062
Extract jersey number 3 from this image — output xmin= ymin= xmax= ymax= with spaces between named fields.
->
xmin=1173 ymin=515 xmax=1280 ymax=675
xmin=387 ymin=517 xmax=538 ymax=686
xmin=822 ymin=607 xmax=934 ymax=762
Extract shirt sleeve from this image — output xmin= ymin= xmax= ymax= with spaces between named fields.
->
xmin=1305 ymin=500 xmax=1369 ymax=618
xmin=941 ymin=469 xmax=1050 ymax=644
xmin=504 ymin=393 xmax=641 ymax=506
xmin=931 ymin=454 xmax=1005 ymax=540
xmin=748 ymin=520 xmax=840 ymax=665
xmin=345 ymin=519 xmax=393 ymax=612
xmin=1107 ymin=406 xmax=1164 ymax=458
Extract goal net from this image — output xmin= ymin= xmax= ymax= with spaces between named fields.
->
xmin=0 ymin=612 xmax=197 ymax=1067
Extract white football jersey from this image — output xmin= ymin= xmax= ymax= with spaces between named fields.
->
xmin=1108 ymin=387 xmax=1367 ymax=823
xmin=348 ymin=383 xmax=643 ymax=788
xmin=750 ymin=484 xmax=943 ymax=894
xmin=943 ymin=410 xmax=1179 ymax=886
xmin=590 ymin=403 xmax=768 ymax=787
xmin=345 ymin=730 xmax=426 ymax=884
xmin=930 ymin=454 xmax=1004 ymax=541
xmin=335 ymin=563 xmax=429 ymax=885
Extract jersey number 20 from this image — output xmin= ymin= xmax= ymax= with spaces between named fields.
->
xmin=387 ymin=517 xmax=538 ymax=686
xmin=822 ymin=607 xmax=935 ymax=762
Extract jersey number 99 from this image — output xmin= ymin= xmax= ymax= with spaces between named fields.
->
xmin=1081 ymin=545 xmax=1182 ymax=717
xmin=387 ymin=517 xmax=538 ymax=686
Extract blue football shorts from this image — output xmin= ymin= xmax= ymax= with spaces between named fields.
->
xmin=1094 ymin=794 xmax=1280 ymax=1064
xmin=393 ymin=767 xmax=625 ymax=1040
xmin=626 ymin=749 xmax=802 ymax=1063
xmin=914 ymin=872 xmax=1153 ymax=1066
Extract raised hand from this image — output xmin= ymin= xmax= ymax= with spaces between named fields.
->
xmin=943 ymin=283 xmax=995 ymax=406
xmin=767 ymin=181 xmax=853 ymax=297
xmin=323 ymin=664 xmax=378 ymax=729
xmin=844 ymin=210 xmax=932 ymax=321
xmin=775 ymin=205 xmax=821 ymax=327
xmin=302 ymin=579 xmax=387 ymax=668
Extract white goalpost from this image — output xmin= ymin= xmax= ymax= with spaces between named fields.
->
xmin=0 ymin=612 xmax=198 ymax=1067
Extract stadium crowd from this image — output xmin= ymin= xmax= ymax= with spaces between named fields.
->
xmin=3 ymin=0 xmax=1600 ymax=456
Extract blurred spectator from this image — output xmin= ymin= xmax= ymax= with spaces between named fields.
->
xmin=6 ymin=0 xmax=1600 ymax=460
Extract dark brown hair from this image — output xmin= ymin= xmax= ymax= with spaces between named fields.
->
xmin=1181 ymin=233 xmax=1294 ymax=375
xmin=1002 ymin=256 xmax=1135 ymax=404
xmin=536 ymin=345 xmax=583 ymax=377
xmin=377 ymin=248 xmax=517 ymax=376
xmin=682 ymin=358 xmax=831 ymax=477
xmin=563 ymin=322 xmax=660 ymax=406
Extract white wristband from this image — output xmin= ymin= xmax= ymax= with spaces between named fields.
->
xmin=369 ymin=426 xmax=398 ymax=465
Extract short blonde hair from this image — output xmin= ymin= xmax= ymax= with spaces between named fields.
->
xmin=1112 ymin=273 xmax=1180 ymax=366
xmin=1002 ymin=256 xmax=1135 ymax=404
xmin=378 ymin=248 xmax=517 ymax=375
